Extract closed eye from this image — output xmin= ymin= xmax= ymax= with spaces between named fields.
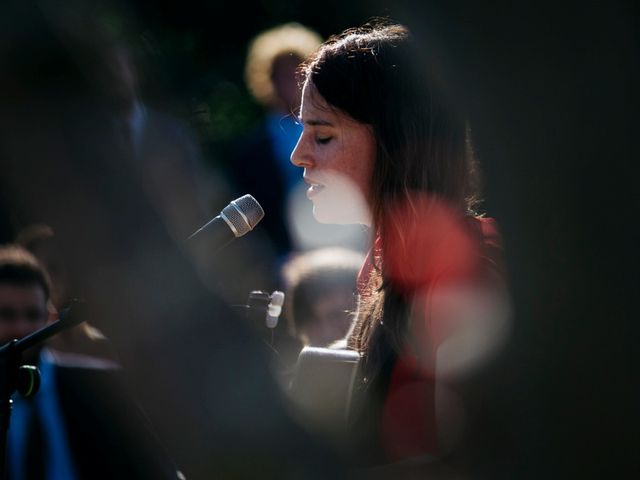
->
xmin=316 ymin=136 xmax=333 ymax=145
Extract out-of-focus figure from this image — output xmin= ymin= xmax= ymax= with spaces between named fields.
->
xmin=89 ymin=38 xmax=263 ymax=302
xmin=0 ymin=245 xmax=179 ymax=480
xmin=16 ymin=224 xmax=115 ymax=361
xmin=90 ymin=41 xmax=217 ymax=241
xmin=282 ymin=247 xmax=363 ymax=347
xmin=227 ymin=23 xmax=322 ymax=256
xmin=0 ymin=247 xmax=51 ymax=363
xmin=16 ymin=225 xmax=68 ymax=313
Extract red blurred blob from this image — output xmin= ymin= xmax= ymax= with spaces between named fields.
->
xmin=382 ymin=194 xmax=479 ymax=292
xmin=381 ymin=355 xmax=437 ymax=460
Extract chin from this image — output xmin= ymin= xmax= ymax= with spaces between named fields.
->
xmin=312 ymin=203 xmax=368 ymax=225
xmin=309 ymin=180 xmax=372 ymax=226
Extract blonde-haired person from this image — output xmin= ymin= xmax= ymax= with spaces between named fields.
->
xmin=245 ymin=23 xmax=322 ymax=111
xmin=227 ymin=24 xmax=322 ymax=257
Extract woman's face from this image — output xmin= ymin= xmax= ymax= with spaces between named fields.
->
xmin=291 ymin=81 xmax=375 ymax=226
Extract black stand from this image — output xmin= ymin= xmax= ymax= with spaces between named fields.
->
xmin=0 ymin=300 xmax=85 ymax=480
xmin=231 ymin=290 xmax=285 ymax=360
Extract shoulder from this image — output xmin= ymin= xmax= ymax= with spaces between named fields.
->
xmin=140 ymin=107 xmax=200 ymax=152
xmin=45 ymin=348 xmax=121 ymax=372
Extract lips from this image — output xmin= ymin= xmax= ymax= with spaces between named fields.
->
xmin=303 ymin=176 xmax=325 ymax=199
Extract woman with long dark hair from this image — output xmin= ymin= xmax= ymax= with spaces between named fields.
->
xmin=291 ymin=22 xmax=508 ymax=467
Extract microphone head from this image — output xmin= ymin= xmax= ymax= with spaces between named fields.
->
xmin=221 ymin=194 xmax=265 ymax=237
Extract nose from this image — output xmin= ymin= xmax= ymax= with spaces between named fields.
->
xmin=290 ymin=133 xmax=313 ymax=168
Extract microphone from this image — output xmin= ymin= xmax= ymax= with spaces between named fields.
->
xmin=187 ymin=194 xmax=264 ymax=253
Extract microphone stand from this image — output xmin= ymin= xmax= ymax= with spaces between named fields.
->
xmin=231 ymin=290 xmax=284 ymax=347
xmin=0 ymin=300 xmax=85 ymax=480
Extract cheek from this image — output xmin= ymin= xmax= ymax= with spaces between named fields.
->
xmin=343 ymin=142 xmax=374 ymax=197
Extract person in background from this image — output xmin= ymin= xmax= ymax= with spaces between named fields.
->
xmin=89 ymin=40 xmax=218 ymax=241
xmin=16 ymin=224 xmax=116 ymax=361
xmin=89 ymin=36 xmax=261 ymax=303
xmin=0 ymin=245 xmax=180 ymax=479
xmin=282 ymin=247 xmax=363 ymax=347
xmin=228 ymin=23 xmax=322 ymax=256
xmin=275 ymin=248 xmax=362 ymax=390
xmin=291 ymin=21 xmax=510 ymax=470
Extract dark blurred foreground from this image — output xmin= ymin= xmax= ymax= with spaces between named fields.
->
xmin=392 ymin=1 xmax=639 ymax=478
xmin=0 ymin=3 xmax=341 ymax=479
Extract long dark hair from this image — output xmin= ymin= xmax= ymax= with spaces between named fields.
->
xmin=300 ymin=22 xmax=480 ymax=379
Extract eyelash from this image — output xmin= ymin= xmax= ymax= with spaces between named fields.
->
xmin=315 ymin=136 xmax=332 ymax=145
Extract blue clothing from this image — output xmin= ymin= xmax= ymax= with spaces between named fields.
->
xmin=266 ymin=112 xmax=303 ymax=194
xmin=8 ymin=350 xmax=77 ymax=480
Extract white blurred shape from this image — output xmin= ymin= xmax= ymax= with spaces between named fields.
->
xmin=266 ymin=290 xmax=285 ymax=329
xmin=286 ymin=178 xmax=370 ymax=251
xmin=434 ymin=285 xmax=512 ymax=380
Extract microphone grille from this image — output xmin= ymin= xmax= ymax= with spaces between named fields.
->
xmin=221 ymin=194 xmax=265 ymax=237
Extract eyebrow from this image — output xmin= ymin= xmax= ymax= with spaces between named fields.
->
xmin=300 ymin=118 xmax=335 ymax=127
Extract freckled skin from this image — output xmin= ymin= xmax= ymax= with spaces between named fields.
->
xmin=291 ymin=81 xmax=375 ymax=226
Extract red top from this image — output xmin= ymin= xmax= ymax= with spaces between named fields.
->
xmin=355 ymin=201 xmax=505 ymax=462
